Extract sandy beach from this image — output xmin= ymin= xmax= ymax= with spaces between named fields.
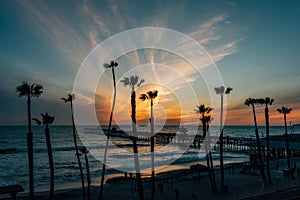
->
xmin=11 ymin=158 xmax=300 ymax=200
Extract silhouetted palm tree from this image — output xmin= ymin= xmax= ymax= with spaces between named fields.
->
xmin=204 ymin=115 xmax=218 ymax=193
xmin=121 ymin=75 xmax=145 ymax=200
xmin=277 ymin=106 xmax=292 ymax=173
xmin=140 ymin=90 xmax=158 ymax=200
xmin=62 ymin=94 xmax=86 ymax=200
xmin=214 ymin=86 xmax=232 ymax=191
xmin=32 ymin=113 xmax=55 ymax=200
xmin=99 ymin=60 xmax=118 ymax=200
xmin=16 ymin=82 xmax=43 ymax=199
xmin=256 ymin=97 xmax=274 ymax=184
xmin=195 ymin=104 xmax=217 ymax=193
xmin=80 ymin=147 xmax=91 ymax=200
xmin=245 ymin=98 xmax=266 ymax=184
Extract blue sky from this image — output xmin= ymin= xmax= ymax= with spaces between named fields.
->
xmin=0 ymin=0 xmax=300 ymax=125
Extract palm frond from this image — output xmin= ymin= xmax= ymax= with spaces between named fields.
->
xmin=103 ymin=63 xmax=110 ymax=68
xmin=244 ymin=98 xmax=255 ymax=106
xmin=195 ymin=104 xmax=212 ymax=114
xmin=120 ymin=77 xmax=130 ymax=86
xmin=61 ymin=98 xmax=68 ymax=102
xmin=104 ymin=60 xmax=118 ymax=69
xmin=137 ymin=79 xmax=145 ymax=87
xmin=68 ymin=93 xmax=75 ymax=101
xmin=148 ymin=90 xmax=158 ymax=99
xmin=225 ymin=87 xmax=232 ymax=94
xmin=16 ymin=82 xmax=30 ymax=97
xmin=130 ymin=76 xmax=138 ymax=86
xmin=41 ymin=112 xmax=55 ymax=125
xmin=32 ymin=84 xmax=43 ymax=97
xmin=139 ymin=94 xmax=148 ymax=101
xmin=207 ymin=107 xmax=213 ymax=114
xmin=32 ymin=118 xmax=41 ymax=125
xmin=255 ymin=98 xmax=265 ymax=105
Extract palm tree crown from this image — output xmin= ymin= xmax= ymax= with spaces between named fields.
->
xmin=62 ymin=93 xmax=75 ymax=103
xmin=277 ymin=106 xmax=292 ymax=114
xmin=195 ymin=104 xmax=213 ymax=116
xmin=244 ymin=97 xmax=257 ymax=106
xmin=121 ymin=75 xmax=145 ymax=88
xmin=32 ymin=113 xmax=55 ymax=125
xmin=140 ymin=90 xmax=158 ymax=101
xmin=214 ymin=86 xmax=232 ymax=95
xmin=103 ymin=60 xmax=118 ymax=69
xmin=42 ymin=113 xmax=55 ymax=125
xmin=16 ymin=82 xmax=43 ymax=97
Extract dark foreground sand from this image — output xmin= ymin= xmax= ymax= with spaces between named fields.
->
xmin=8 ymin=158 xmax=300 ymax=200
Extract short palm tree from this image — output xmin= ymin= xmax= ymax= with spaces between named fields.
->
xmin=62 ymin=94 xmax=85 ymax=200
xmin=214 ymin=86 xmax=232 ymax=191
xmin=16 ymin=81 xmax=43 ymax=199
xmin=195 ymin=104 xmax=217 ymax=193
xmin=80 ymin=147 xmax=91 ymax=200
xmin=277 ymin=106 xmax=292 ymax=173
xmin=245 ymin=98 xmax=266 ymax=184
xmin=99 ymin=60 xmax=118 ymax=200
xmin=256 ymin=97 xmax=274 ymax=184
xmin=121 ymin=75 xmax=145 ymax=200
xmin=32 ymin=113 xmax=55 ymax=200
xmin=140 ymin=90 xmax=158 ymax=200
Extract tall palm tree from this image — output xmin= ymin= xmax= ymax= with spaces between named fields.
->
xmin=62 ymin=94 xmax=86 ymax=200
xmin=245 ymin=98 xmax=266 ymax=184
xmin=16 ymin=82 xmax=43 ymax=199
xmin=256 ymin=97 xmax=274 ymax=184
xmin=121 ymin=75 xmax=145 ymax=200
xmin=99 ymin=60 xmax=118 ymax=200
xmin=277 ymin=106 xmax=292 ymax=173
xmin=32 ymin=113 xmax=55 ymax=200
xmin=80 ymin=147 xmax=91 ymax=200
xmin=140 ymin=90 xmax=158 ymax=200
xmin=214 ymin=86 xmax=232 ymax=191
xmin=195 ymin=104 xmax=217 ymax=193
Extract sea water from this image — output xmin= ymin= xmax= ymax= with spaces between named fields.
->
xmin=0 ymin=125 xmax=290 ymax=190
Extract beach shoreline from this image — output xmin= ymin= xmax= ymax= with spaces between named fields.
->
xmin=13 ymin=158 xmax=300 ymax=199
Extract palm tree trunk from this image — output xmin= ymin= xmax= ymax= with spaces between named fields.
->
xmin=45 ymin=125 xmax=54 ymax=200
xmin=205 ymin=141 xmax=216 ymax=193
xmin=27 ymin=95 xmax=34 ymax=200
xmin=252 ymin=105 xmax=266 ymax=184
xmin=131 ymin=89 xmax=144 ymax=200
xmin=265 ymin=106 xmax=272 ymax=184
xmin=99 ymin=67 xmax=117 ymax=200
xmin=209 ymin=151 xmax=217 ymax=192
xmin=219 ymin=94 xmax=225 ymax=191
xmin=202 ymin=118 xmax=215 ymax=193
xmin=150 ymin=100 xmax=155 ymax=200
xmin=284 ymin=114 xmax=291 ymax=172
xmin=84 ymin=153 xmax=91 ymax=200
xmin=71 ymin=101 xmax=86 ymax=200
xmin=207 ymin=124 xmax=217 ymax=193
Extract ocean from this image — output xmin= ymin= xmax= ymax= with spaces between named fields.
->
xmin=0 ymin=125 xmax=291 ymax=190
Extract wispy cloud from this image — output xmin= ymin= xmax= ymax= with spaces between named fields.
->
xmin=189 ymin=13 xmax=242 ymax=63
xmin=12 ymin=1 xmax=244 ymax=125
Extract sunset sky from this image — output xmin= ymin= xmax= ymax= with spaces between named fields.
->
xmin=0 ymin=0 xmax=300 ymax=126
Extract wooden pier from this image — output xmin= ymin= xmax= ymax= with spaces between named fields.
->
xmin=84 ymin=128 xmax=300 ymax=158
